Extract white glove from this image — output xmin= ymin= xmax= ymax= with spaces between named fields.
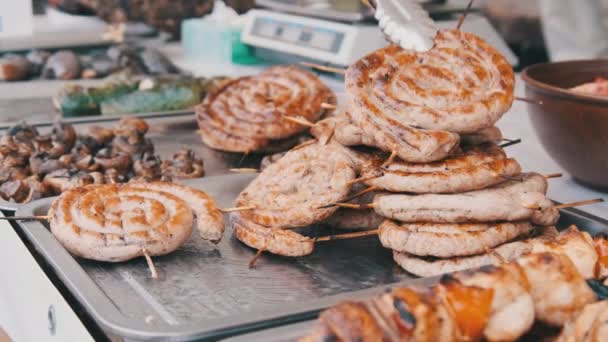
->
xmin=375 ymin=0 xmax=438 ymax=52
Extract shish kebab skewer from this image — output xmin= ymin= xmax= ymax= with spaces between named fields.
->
xmin=303 ymin=250 xmax=606 ymax=342
xmin=328 ymin=173 xmax=603 ymax=226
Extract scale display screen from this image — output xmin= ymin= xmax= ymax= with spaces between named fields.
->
xmin=251 ymin=17 xmax=344 ymax=53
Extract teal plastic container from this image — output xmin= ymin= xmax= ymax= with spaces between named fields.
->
xmin=182 ymin=18 xmax=259 ymax=65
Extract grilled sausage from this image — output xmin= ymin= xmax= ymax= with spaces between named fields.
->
xmin=360 ymin=143 xmax=521 ymax=194
xmin=373 ymin=173 xmax=559 ymax=226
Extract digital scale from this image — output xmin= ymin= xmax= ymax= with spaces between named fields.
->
xmin=241 ymin=1 xmax=517 ymax=68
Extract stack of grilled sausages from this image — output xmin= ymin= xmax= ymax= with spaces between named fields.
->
xmin=229 ymin=29 xmax=578 ymax=273
xmin=308 ymin=28 xmax=568 ymax=277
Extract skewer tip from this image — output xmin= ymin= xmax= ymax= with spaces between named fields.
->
xmin=141 ymin=247 xmax=158 ymax=279
xmin=221 ymin=205 xmax=256 ymax=213
xmin=554 ymin=198 xmax=604 ymax=210
xmin=248 ymin=249 xmax=265 ymax=269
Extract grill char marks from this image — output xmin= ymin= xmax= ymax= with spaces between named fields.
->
xmin=344 ymin=29 xmax=514 ymax=162
xmin=196 ymin=66 xmax=335 ymax=153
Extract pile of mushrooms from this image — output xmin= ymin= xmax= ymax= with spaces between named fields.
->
xmin=0 ymin=118 xmax=205 ymax=203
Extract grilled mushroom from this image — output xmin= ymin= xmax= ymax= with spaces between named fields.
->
xmin=89 ymin=171 xmax=105 ymax=184
xmin=161 ymin=149 xmax=204 ymax=180
xmin=51 ymin=122 xmax=77 ymax=152
xmin=43 ymin=169 xmax=95 ymax=194
xmin=29 ymin=152 xmax=68 ymax=176
xmin=74 ymin=154 xmax=100 ymax=172
xmin=94 ymin=148 xmax=132 ymax=173
xmin=0 ymin=179 xmax=28 ymax=202
xmin=86 ymin=125 xmax=115 ymax=146
xmin=133 ymin=153 xmax=162 ymax=181
xmin=104 ymin=168 xmax=128 ymax=184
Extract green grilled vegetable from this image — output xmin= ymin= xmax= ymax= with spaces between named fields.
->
xmin=55 ymin=82 xmax=137 ymax=117
xmin=100 ymin=83 xmax=201 ymax=114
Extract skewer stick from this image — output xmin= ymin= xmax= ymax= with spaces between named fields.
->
xmin=0 ymin=215 xmax=49 ymax=221
xmin=229 ymin=168 xmax=259 ymax=173
xmin=499 ymin=174 xmax=523 ymax=182
xmin=300 ymin=62 xmax=346 ymax=75
xmin=382 ymin=150 xmax=398 ymax=168
xmin=238 ymin=150 xmax=250 ymax=167
xmin=248 ymin=249 xmax=264 ymax=269
xmin=456 ymin=0 xmax=475 ymax=30
xmin=554 ymin=198 xmax=604 ymax=210
xmin=221 ymin=205 xmax=256 ymax=213
xmin=544 ymin=173 xmax=563 ymax=179
xmin=319 ymin=186 xmax=380 ymax=209
xmin=321 ymin=103 xmax=338 ymax=110
xmin=329 ymin=202 xmax=375 ymax=210
xmin=321 ymin=127 xmax=335 ymax=145
xmin=486 ymin=247 xmax=506 ymax=264
xmin=315 ymin=229 xmax=379 ymax=242
xmin=347 ymin=174 xmax=382 ymax=185
xmin=292 ymin=139 xmax=318 ymax=151
xmin=284 ymin=116 xmax=316 ymax=128
xmin=499 ymin=139 xmax=522 ymax=148
xmin=141 ymin=247 xmax=158 ymax=279
xmin=515 ymin=96 xmax=544 ymax=106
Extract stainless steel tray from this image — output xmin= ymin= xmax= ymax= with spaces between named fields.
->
xmin=16 ymin=173 xmax=421 ymax=341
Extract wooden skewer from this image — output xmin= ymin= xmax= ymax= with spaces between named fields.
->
xmin=347 ymin=174 xmax=383 ymax=185
xmin=315 ymin=229 xmax=379 ymax=242
xmin=501 ymin=173 xmax=563 ymax=182
xmin=319 ymin=186 xmax=380 ymax=209
xmin=229 ymin=168 xmax=259 ymax=173
xmin=248 ymin=249 xmax=265 ymax=269
xmin=0 ymin=215 xmax=49 ymax=221
xmin=292 ymin=139 xmax=318 ymax=151
xmin=330 ymin=202 xmax=376 ymax=210
xmin=321 ymin=103 xmax=338 ymax=110
xmin=499 ymin=139 xmax=522 ymax=148
xmin=486 ymin=247 xmax=506 ymax=264
xmin=515 ymin=96 xmax=544 ymax=106
xmin=382 ymin=150 xmax=398 ymax=168
xmin=321 ymin=127 xmax=335 ymax=145
xmin=238 ymin=150 xmax=250 ymax=167
xmin=456 ymin=0 xmax=475 ymax=30
xmin=300 ymin=62 xmax=346 ymax=75
xmin=554 ymin=198 xmax=604 ymax=210
xmin=283 ymin=116 xmax=316 ymax=128
xmin=221 ymin=206 xmax=256 ymax=213
xmin=141 ymin=247 xmax=158 ymax=279
xmin=499 ymin=174 xmax=523 ymax=182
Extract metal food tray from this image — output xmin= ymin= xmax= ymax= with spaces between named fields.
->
xmin=15 ymin=174 xmax=608 ymax=341
xmin=16 ymin=173 xmax=421 ymax=341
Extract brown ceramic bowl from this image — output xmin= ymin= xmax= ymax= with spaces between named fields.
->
xmin=522 ymin=59 xmax=608 ymax=191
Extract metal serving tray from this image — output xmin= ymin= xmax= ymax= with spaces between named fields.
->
xmin=16 ymin=173 xmax=423 ymax=341
xmin=15 ymin=173 xmax=608 ymax=341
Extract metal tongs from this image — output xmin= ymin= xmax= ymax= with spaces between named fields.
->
xmin=367 ymin=0 xmax=439 ymax=52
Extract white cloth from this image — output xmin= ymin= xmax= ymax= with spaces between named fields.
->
xmin=539 ymin=0 xmax=608 ymax=60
